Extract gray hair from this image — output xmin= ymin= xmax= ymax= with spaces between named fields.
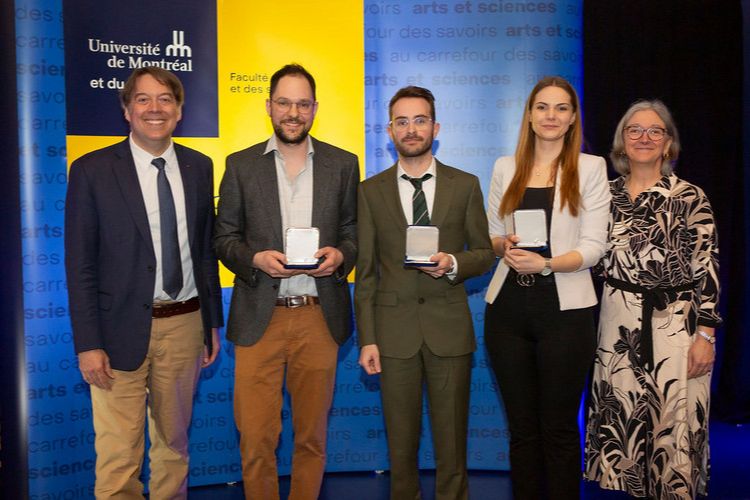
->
xmin=610 ymin=99 xmax=681 ymax=175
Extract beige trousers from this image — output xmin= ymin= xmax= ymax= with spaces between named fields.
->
xmin=91 ymin=309 xmax=204 ymax=499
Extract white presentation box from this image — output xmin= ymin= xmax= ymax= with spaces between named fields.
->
xmin=405 ymin=225 xmax=439 ymax=267
xmin=284 ymin=227 xmax=320 ymax=269
xmin=512 ymin=209 xmax=548 ymax=251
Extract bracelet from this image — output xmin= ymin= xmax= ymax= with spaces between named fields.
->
xmin=697 ymin=330 xmax=716 ymax=345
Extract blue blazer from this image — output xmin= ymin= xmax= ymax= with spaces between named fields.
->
xmin=65 ymin=139 xmax=223 ymax=371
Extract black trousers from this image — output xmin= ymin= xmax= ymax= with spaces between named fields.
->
xmin=484 ymin=276 xmax=596 ymax=500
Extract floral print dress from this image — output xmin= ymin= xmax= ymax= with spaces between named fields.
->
xmin=584 ymin=174 xmax=722 ymax=499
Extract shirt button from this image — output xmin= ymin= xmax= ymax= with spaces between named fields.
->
xmin=418 ymin=298 xmax=425 ymax=304
xmin=143 ymin=304 xmax=151 ymax=310
xmin=147 ymin=266 xmax=154 ymax=272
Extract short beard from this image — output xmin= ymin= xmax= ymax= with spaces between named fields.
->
xmin=274 ymin=122 xmax=309 ymax=145
xmin=395 ymin=136 xmax=433 ymax=158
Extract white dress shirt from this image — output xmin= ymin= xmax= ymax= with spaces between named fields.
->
xmin=130 ymin=136 xmax=197 ymax=302
xmin=265 ymin=134 xmax=318 ymax=298
xmin=397 ymin=158 xmax=457 ymax=277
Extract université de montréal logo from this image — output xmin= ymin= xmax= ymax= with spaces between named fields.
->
xmin=88 ymin=29 xmax=195 ymax=72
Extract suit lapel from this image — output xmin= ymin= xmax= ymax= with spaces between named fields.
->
xmin=377 ymin=165 xmax=408 ymax=230
xmin=257 ymin=148 xmax=284 ymax=244
xmin=431 ymin=161 xmax=455 ymax=227
xmin=175 ymin=143 xmax=197 ymax=250
xmin=111 ymin=140 xmax=155 ymax=254
xmin=551 ymin=166 xmax=562 ymax=228
xmin=311 ymin=139 xmax=331 ymax=230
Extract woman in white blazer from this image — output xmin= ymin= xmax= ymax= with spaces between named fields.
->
xmin=484 ymin=77 xmax=610 ymax=500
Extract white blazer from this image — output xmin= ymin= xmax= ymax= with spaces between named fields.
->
xmin=485 ymin=153 xmax=611 ymax=310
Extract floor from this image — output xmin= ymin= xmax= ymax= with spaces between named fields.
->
xmin=187 ymin=422 xmax=750 ymax=499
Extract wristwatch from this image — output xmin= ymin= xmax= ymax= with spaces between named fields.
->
xmin=697 ymin=330 xmax=716 ymax=344
xmin=540 ymin=258 xmax=552 ymax=276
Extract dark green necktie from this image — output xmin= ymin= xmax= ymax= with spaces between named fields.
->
xmin=402 ymin=173 xmax=433 ymax=225
xmin=152 ymin=157 xmax=183 ymax=299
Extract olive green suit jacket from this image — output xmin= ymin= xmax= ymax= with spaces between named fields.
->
xmin=355 ymin=161 xmax=494 ymax=358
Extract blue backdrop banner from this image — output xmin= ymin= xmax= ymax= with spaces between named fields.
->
xmin=18 ymin=0 xmax=582 ymax=495
xmin=363 ymin=0 xmax=583 ymax=470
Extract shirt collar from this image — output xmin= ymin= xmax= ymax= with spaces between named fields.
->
xmin=129 ymin=134 xmax=176 ymax=166
xmin=397 ymin=157 xmax=436 ymax=180
xmin=264 ymin=134 xmax=315 ymax=157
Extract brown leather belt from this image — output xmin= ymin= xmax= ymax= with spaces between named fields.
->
xmin=152 ymin=296 xmax=200 ymax=318
xmin=275 ymin=295 xmax=320 ymax=308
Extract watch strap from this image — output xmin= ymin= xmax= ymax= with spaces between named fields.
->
xmin=697 ymin=330 xmax=716 ymax=344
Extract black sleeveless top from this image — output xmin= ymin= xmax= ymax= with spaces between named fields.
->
xmin=517 ymin=187 xmax=553 ymax=258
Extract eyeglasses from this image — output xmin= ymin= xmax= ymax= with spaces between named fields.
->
xmin=389 ymin=116 xmax=433 ymax=131
xmin=271 ymin=99 xmax=315 ymax=113
xmin=625 ymin=125 xmax=668 ymax=141
xmin=133 ymin=95 xmax=177 ymax=106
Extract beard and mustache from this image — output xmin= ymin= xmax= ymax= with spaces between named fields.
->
xmin=274 ymin=117 xmax=310 ymax=145
xmin=394 ymin=132 xmax=434 ymax=158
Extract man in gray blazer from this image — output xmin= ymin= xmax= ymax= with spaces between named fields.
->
xmin=214 ymin=64 xmax=358 ymax=500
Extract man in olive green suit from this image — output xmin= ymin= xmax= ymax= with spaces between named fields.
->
xmin=355 ymin=86 xmax=494 ymax=500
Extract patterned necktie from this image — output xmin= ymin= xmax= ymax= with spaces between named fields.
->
xmin=151 ymin=157 xmax=183 ymax=299
xmin=402 ymin=173 xmax=433 ymax=225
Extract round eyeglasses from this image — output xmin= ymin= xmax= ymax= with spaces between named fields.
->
xmin=271 ymin=99 xmax=315 ymax=114
xmin=625 ymin=125 xmax=667 ymax=141
xmin=389 ymin=116 xmax=433 ymax=131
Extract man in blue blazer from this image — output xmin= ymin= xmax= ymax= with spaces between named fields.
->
xmin=65 ymin=67 xmax=223 ymax=499
xmin=215 ymin=64 xmax=358 ymax=500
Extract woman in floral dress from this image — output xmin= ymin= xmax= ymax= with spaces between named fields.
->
xmin=584 ymin=100 xmax=721 ymax=499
